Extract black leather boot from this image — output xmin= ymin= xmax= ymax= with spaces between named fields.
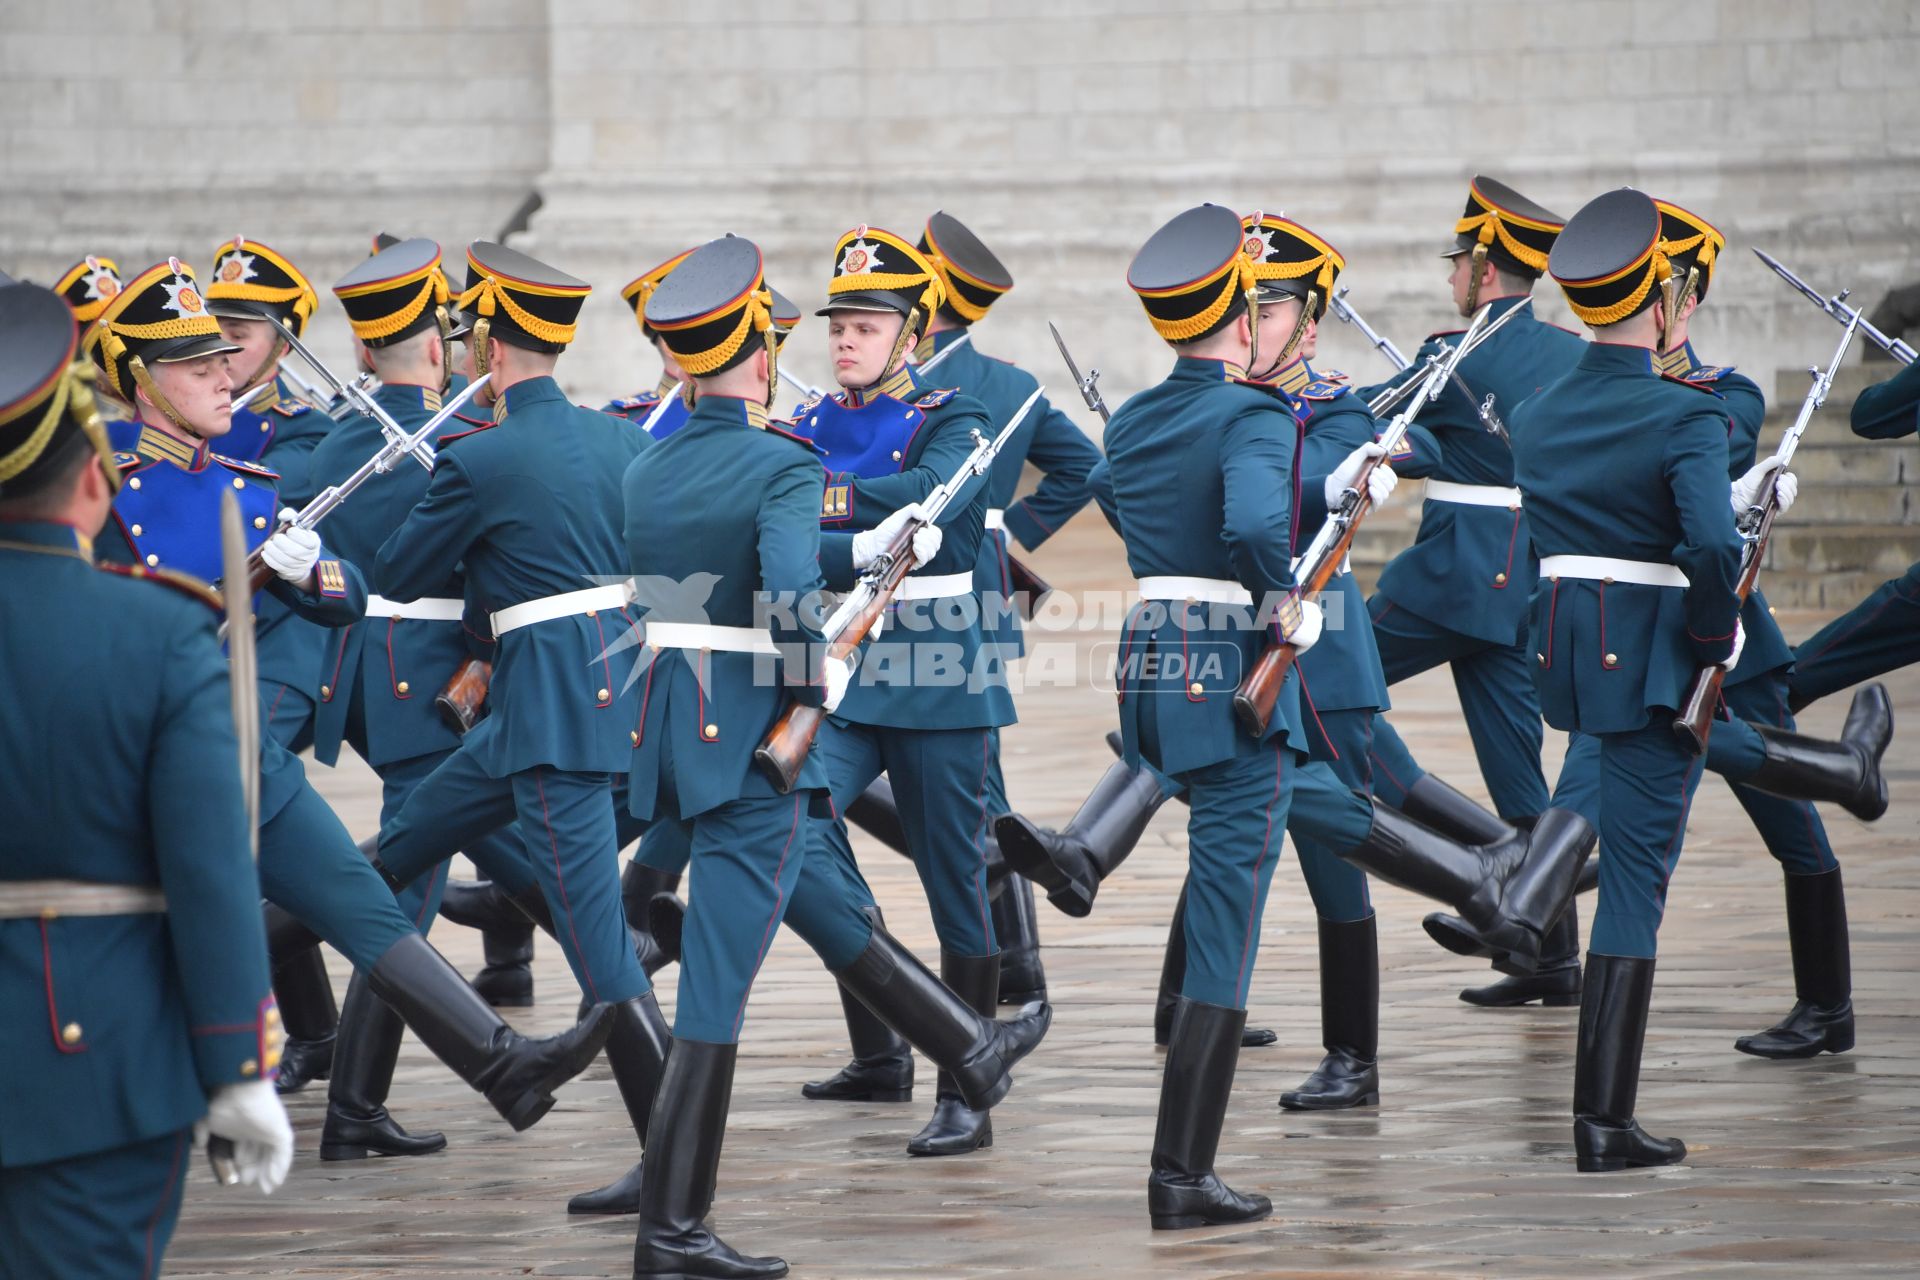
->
xmin=266 ymin=904 xmax=336 ymax=1095
xmin=800 ymin=906 xmax=915 ymax=1103
xmin=1153 ymin=878 xmax=1276 ymax=1048
xmin=622 ymin=861 xmax=680 ymax=978
xmin=647 ymin=891 xmax=684 ymax=966
xmin=632 ymin=1039 xmax=787 ymax=1280
xmin=1396 ymin=773 xmax=1520 ymax=846
xmin=1149 ymin=998 xmax=1271 ymax=1230
xmin=994 ymin=759 xmax=1173 ymax=918
xmin=319 ymin=971 xmax=448 ymax=1160
xmin=1573 ymin=952 xmax=1686 ymax=1172
xmin=1414 ymin=808 xmax=1597 ymax=972
xmin=366 ymin=933 xmax=614 ymax=1131
xmin=568 ymin=992 xmax=674 ymax=1214
xmin=1739 ymin=684 xmax=1892 ymax=821
xmin=832 ymin=925 xmax=1050 ymax=1113
xmin=1461 ymin=898 xmax=1583 ymax=1007
xmin=438 ymin=879 xmax=536 ymax=1008
xmin=906 ymin=952 xmax=999 ymax=1156
xmin=1735 ymin=868 xmax=1854 ymax=1058
xmin=1279 ymin=916 xmax=1379 ymax=1110
xmin=993 ymin=876 xmax=1048 ymax=1004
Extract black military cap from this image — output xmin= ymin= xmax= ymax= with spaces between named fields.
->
xmin=1447 ymin=176 xmax=1565 ymax=279
xmin=52 ymin=256 xmax=124 ymax=326
xmin=206 ymin=236 xmax=319 ymax=337
xmin=644 ymin=235 xmax=778 ymax=378
xmin=1550 ymin=188 xmax=1666 ymax=327
xmin=0 ymin=283 xmax=117 ymax=500
xmin=919 ymin=211 xmax=1013 ymax=324
xmin=1128 ymin=203 xmax=1257 ymax=344
xmin=86 ymin=258 xmax=242 ymax=403
xmin=1654 ymin=198 xmax=1726 ymax=302
xmin=621 ymin=249 xmax=695 ymax=341
xmin=769 ymin=285 xmax=800 ymax=349
xmin=819 ymin=224 xmax=945 ymax=321
xmin=1240 ymin=211 xmax=1345 ymax=316
xmin=334 ymin=238 xmax=450 ymax=349
xmin=454 ymin=241 xmax=590 ymax=354
xmin=371 ymin=231 xmax=402 ymax=255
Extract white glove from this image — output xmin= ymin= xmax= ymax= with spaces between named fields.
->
xmin=851 ymin=503 xmax=942 ymax=570
xmin=1324 ymin=441 xmax=1391 ymax=508
xmin=260 ymin=509 xmax=321 ymax=584
xmin=1722 ymin=619 xmax=1746 ymax=672
xmin=1731 ymin=454 xmax=1796 ymax=515
xmin=196 ymin=1080 xmax=294 ymax=1195
xmin=822 ymin=655 xmax=854 ymax=714
xmin=1286 ymin=598 xmax=1325 ymax=655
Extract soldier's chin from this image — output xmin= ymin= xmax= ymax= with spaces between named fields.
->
xmin=199 ymin=410 xmax=234 ymax=438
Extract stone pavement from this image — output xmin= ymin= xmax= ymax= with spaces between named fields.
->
xmin=169 ymin=516 xmax=1920 ymax=1278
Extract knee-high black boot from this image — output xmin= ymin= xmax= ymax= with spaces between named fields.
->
xmin=265 ymin=903 xmax=336 ymax=1094
xmin=367 ymin=933 xmax=614 ymax=1131
xmin=831 ymin=926 xmax=1050 ymax=1113
xmin=437 ymin=879 xmax=536 ymax=1008
xmin=319 ymin=971 xmax=448 ymax=1160
xmin=1734 ymin=867 xmax=1854 ymax=1058
xmin=905 ymin=952 xmax=1000 ymax=1157
xmin=1149 ymin=998 xmax=1271 ymax=1229
xmin=621 ymin=860 xmax=681 ymax=978
xmin=568 ymin=992 xmax=675 ymax=1214
xmin=799 ymin=906 xmax=915 ymax=1103
xmin=1279 ymin=915 xmax=1379 ymax=1110
xmin=994 ymin=759 xmax=1173 ymax=917
xmin=1395 ymin=773 xmax=1519 ymax=845
xmin=1572 ymin=953 xmax=1686 ymax=1172
xmin=1154 ymin=878 xmax=1275 ymax=1049
xmin=992 ymin=876 xmax=1047 ymax=1004
xmin=631 ymin=1039 xmax=787 ymax=1280
xmin=1461 ymin=896 xmax=1583 ymax=1007
xmin=1738 ymin=684 xmax=1892 ymax=822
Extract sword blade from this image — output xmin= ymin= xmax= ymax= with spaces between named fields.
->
xmin=219 ymin=491 xmax=260 ymax=858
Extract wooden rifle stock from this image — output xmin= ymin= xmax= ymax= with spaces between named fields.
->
xmin=1672 ymin=504 xmax=1774 ymax=755
xmin=435 ymin=658 xmax=492 ymax=734
xmin=1005 ymin=550 xmax=1052 ymax=620
xmin=753 ymin=531 xmax=916 ymax=794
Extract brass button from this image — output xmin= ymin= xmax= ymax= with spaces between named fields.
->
xmin=1603 ymin=653 xmax=1620 ymax=669
xmin=630 ymin=730 xmax=640 ymax=746
xmin=240 ymin=1058 xmax=258 ymax=1077
xmin=585 ymin=609 xmax=596 ymax=618
xmin=130 ymin=523 xmax=143 ymax=536
xmin=129 ymin=477 xmax=141 ymax=490
xmin=1537 ymin=653 xmax=1547 ymax=666
xmin=1549 ymin=575 xmax=1559 ymax=584
xmin=1769 ymin=606 xmax=1777 ymax=616
xmin=266 ymin=1006 xmax=282 ymax=1025
xmin=891 ymin=450 xmax=903 ymax=461
xmin=320 ymin=685 xmax=332 ymax=699
xmin=254 ymin=516 xmax=267 ymax=529
xmin=597 ymin=688 xmax=611 ymax=703
xmin=61 ymin=1022 xmax=82 ymax=1045
xmin=1189 ymin=682 xmax=1204 ymax=696
xmin=1602 ymin=576 xmax=1615 ymax=585
xmin=396 ymin=681 xmax=410 ymax=694
xmin=1493 ymin=572 xmax=1507 ymax=585
xmin=703 ymin=723 xmax=719 ymax=739
xmin=145 ymin=553 xmax=159 ymax=567
xmin=233 ymin=478 xmax=246 ymax=490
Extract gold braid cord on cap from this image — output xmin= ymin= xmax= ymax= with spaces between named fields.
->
xmin=1454 ymin=204 xmax=1556 ymax=274
xmin=341 ymin=271 xmax=450 ymax=343
xmin=1138 ymin=254 xmax=1260 ymax=344
xmin=923 ymin=249 xmax=995 ymax=323
xmin=671 ymin=289 xmax=773 ymax=377
xmin=455 ymin=275 xmax=581 ymax=346
xmin=1566 ymin=248 xmax=1672 ymax=328
xmin=0 ymin=361 xmax=121 ymax=494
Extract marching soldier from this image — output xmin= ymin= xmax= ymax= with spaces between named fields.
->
xmin=603 ymin=249 xmax=694 ymax=435
xmin=0 ymin=280 xmax=293 ymax=1279
xmin=1512 ymin=187 xmax=1743 ymax=1170
xmin=85 ymin=257 xmax=614 ymax=1147
xmin=52 ymin=255 xmax=136 ymax=439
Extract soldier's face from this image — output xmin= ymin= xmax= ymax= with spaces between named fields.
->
xmin=651 ymin=336 xmax=686 ymax=383
xmin=1254 ymin=299 xmax=1305 ymax=372
xmin=827 ymin=310 xmax=906 ymax=388
xmin=216 ymin=316 xmax=282 ymax=387
xmin=147 ymin=354 xmax=234 ymax=438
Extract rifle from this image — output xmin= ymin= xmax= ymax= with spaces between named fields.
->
xmin=1231 ymin=300 xmax=1521 ymax=736
xmin=1753 ymin=249 xmax=1915 ymax=366
xmin=258 ymin=313 xmax=435 ymax=470
xmin=1050 ymin=322 xmax=1111 ymax=425
xmin=434 ymin=655 xmax=493 ymax=734
xmin=1672 ymin=303 xmax=1864 ymax=754
xmin=754 ymin=386 xmax=1045 ymax=792
xmin=1363 ymin=305 xmax=1516 ymax=442
xmin=778 ymin=365 xmax=832 ymax=404
xmin=1328 ymin=285 xmax=1410 ymax=371
xmin=229 ymin=373 xmax=489 ymax=602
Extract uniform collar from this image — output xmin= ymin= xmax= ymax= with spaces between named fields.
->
xmin=913 ymin=326 xmax=968 ymax=363
xmin=0 ymin=518 xmax=93 ymax=561
xmin=1654 ymin=340 xmax=1700 ymax=379
xmin=844 ymin=362 xmax=917 ymax=408
xmin=652 ymin=372 xmax=679 ymax=400
xmin=1170 ymin=355 xmax=1250 ymax=383
xmin=495 ymin=375 xmax=564 ymax=421
xmin=135 ymin=422 xmax=210 ymax=471
xmin=1579 ymin=342 xmax=1661 ymax=377
xmin=376 ymin=381 xmax=445 ymax=414
xmin=1270 ymin=358 xmax=1316 ymax=396
xmin=686 ymin=395 xmax=770 ymax=432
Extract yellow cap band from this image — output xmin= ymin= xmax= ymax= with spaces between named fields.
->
xmin=456 ymin=275 xmax=579 ymax=345
xmin=1141 ymin=255 xmax=1259 ymax=343
xmin=1454 ymin=207 xmax=1555 ymax=273
xmin=670 ymin=288 xmax=773 ymax=377
xmin=344 ymin=272 xmax=449 ymax=342
xmin=1566 ymin=248 xmax=1672 ymax=327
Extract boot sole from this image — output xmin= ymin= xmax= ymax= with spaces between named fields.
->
xmin=1575 ymin=1154 xmax=1685 ymax=1173
xmin=799 ymin=1086 xmax=914 ymax=1102
xmin=1150 ymin=1206 xmax=1274 ymax=1230
xmin=1460 ymin=989 xmax=1580 ymax=1008
xmin=319 ymin=1140 xmax=448 ymax=1161
xmin=906 ymin=1128 xmax=992 ymax=1157
xmin=1733 ymin=1030 xmax=1855 ymax=1059
xmin=1278 ymin=1091 xmax=1379 ymax=1111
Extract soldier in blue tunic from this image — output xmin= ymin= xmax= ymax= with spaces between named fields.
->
xmin=0 ymin=280 xmax=294 ymax=1280
xmin=53 ymin=254 xmax=139 ymax=446
xmin=84 ymin=258 xmax=613 ymax=1150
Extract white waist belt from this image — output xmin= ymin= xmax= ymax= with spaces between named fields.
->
xmin=644 ymin=621 xmax=779 ymax=655
xmin=1540 ymin=555 xmax=1690 ymax=589
xmin=365 ymin=595 xmax=465 ymax=622
xmin=491 ymin=584 xmax=632 ymax=636
xmin=0 ymin=881 xmax=167 ymax=919
xmin=1426 ymin=480 xmax=1523 ymax=507
xmin=1137 ymin=576 xmax=1254 ymax=605
xmin=892 ymin=572 xmax=974 ymax=602
xmin=983 ymin=507 xmax=1006 ymax=531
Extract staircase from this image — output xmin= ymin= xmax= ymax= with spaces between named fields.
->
xmin=1348 ymin=360 xmax=1920 ymax=612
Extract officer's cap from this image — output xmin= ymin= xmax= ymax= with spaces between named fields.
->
xmin=455 ymin=242 xmax=591 ymax=354
xmin=0 ymin=283 xmax=116 ymax=499
xmin=206 ymin=236 xmax=319 ymax=338
xmin=1654 ymin=199 xmax=1726 ymax=303
xmin=919 ymin=211 xmax=1013 ymax=324
xmin=52 ymin=256 xmax=124 ymax=326
xmin=334 ymin=238 xmax=450 ymax=349
xmin=1240 ymin=212 xmax=1345 ymax=316
xmin=818 ymin=225 xmax=945 ymax=324
xmin=1128 ymin=204 xmax=1257 ymax=344
xmin=1446 ymin=177 xmax=1565 ymax=280
xmin=621 ymin=249 xmax=695 ymax=341
xmin=1550 ymin=188 xmax=1667 ymax=327
xmin=645 ymin=235 xmax=776 ymax=377
xmin=86 ymin=258 xmax=242 ymax=403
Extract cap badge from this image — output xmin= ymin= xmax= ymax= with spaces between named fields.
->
xmin=160 ymin=268 xmax=204 ymax=318
xmin=839 ymin=228 xmax=881 ymax=277
xmin=84 ymin=257 xmax=120 ymax=301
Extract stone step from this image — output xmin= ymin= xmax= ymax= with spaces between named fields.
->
xmin=1764 ymin=523 xmax=1920 ymax=578
xmin=1752 ymin=569 xmax=1901 ymax=612
xmin=1752 ymin=439 xmax=1910 ymax=486
xmin=1783 ymin=483 xmax=1914 ymax=524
